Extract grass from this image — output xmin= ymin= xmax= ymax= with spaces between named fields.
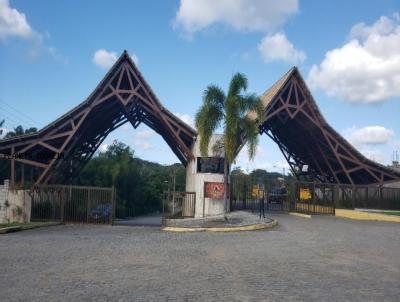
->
xmin=358 ymin=209 xmax=400 ymax=216
xmin=374 ymin=210 xmax=400 ymax=216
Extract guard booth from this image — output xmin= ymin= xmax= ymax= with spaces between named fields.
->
xmin=185 ymin=135 xmax=227 ymax=218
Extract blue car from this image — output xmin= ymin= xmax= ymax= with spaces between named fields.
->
xmin=90 ymin=203 xmax=112 ymax=221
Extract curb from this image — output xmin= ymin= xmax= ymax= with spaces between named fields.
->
xmin=0 ymin=226 xmax=21 ymax=234
xmin=289 ymin=212 xmax=311 ymax=219
xmin=161 ymin=219 xmax=278 ymax=233
xmin=0 ymin=222 xmax=61 ymax=234
xmin=335 ymin=209 xmax=400 ymax=223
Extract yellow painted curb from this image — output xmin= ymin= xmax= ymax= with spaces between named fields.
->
xmin=289 ymin=212 xmax=311 ymax=219
xmin=335 ymin=209 xmax=400 ymax=223
xmin=161 ymin=220 xmax=278 ymax=233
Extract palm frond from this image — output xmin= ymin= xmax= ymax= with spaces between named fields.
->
xmin=203 ymin=85 xmax=225 ymax=111
xmin=228 ymin=73 xmax=247 ymax=99
xmin=240 ymin=117 xmax=260 ymax=160
xmin=245 ymin=94 xmax=265 ymax=124
xmin=195 ymin=85 xmax=225 ymax=157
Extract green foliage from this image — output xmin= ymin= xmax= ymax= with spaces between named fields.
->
xmin=195 ymin=72 xmax=264 ymax=164
xmin=195 ymin=73 xmax=264 ymax=212
xmin=0 ymin=124 xmax=38 ymax=184
xmin=77 ymin=140 xmax=185 ymax=218
xmin=3 ymin=125 xmax=38 ymax=139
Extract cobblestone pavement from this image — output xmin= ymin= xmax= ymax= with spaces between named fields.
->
xmin=0 ymin=214 xmax=399 ymax=301
xmin=165 ymin=211 xmax=273 ymax=228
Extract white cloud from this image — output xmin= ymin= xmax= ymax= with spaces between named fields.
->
xmin=342 ymin=126 xmax=395 ymax=147
xmin=99 ymin=144 xmax=108 ymax=152
xmin=308 ymin=14 xmax=400 ymax=103
xmin=121 ymin=123 xmax=131 ymax=131
xmin=359 ymin=149 xmax=386 ymax=164
xmin=133 ymin=141 xmax=153 ymax=150
xmin=0 ymin=0 xmax=33 ymax=40
xmin=0 ymin=126 xmax=8 ymax=138
xmin=174 ymin=112 xmax=195 ymax=128
xmin=93 ymin=49 xmax=139 ymax=69
xmin=93 ymin=49 xmax=118 ymax=69
xmin=132 ymin=129 xmax=157 ymax=150
xmin=258 ymin=32 xmax=306 ymax=64
xmin=134 ymin=129 xmax=156 ymax=140
xmin=174 ymin=0 xmax=298 ymax=36
xmin=0 ymin=0 xmax=65 ymax=62
xmin=233 ymin=145 xmax=291 ymax=173
xmin=174 ymin=0 xmax=303 ymax=64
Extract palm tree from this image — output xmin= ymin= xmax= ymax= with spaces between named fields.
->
xmin=195 ymin=73 xmax=264 ymax=214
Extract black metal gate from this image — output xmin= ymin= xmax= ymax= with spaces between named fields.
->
xmin=162 ymin=191 xmax=196 ymax=218
xmin=31 ymin=185 xmax=116 ymax=224
xmin=292 ymin=182 xmax=335 ymax=215
xmin=230 ymin=179 xmax=335 ymax=215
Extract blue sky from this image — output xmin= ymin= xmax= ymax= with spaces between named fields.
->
xmin=0 ymin=0 xmax=399 ymax=173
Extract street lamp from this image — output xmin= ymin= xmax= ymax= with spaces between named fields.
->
xmin=163 ymin=180 xmax=169 ymax=215
xmin=273 ymin=165 xmax=285 ymax=177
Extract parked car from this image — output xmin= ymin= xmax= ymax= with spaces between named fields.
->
xmin=268 ymin=186 xmax=287 ymax=204
xmin=90 ymin=203 xmax=112 ymax=222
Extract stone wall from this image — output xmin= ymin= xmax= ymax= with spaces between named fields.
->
xmin=0 ymin=180 xmax=31 ymax=224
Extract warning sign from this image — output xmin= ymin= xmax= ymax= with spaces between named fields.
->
xmin=204 ymin=182 xmax=225 ymax=200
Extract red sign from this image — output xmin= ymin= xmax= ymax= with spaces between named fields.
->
xmin=204 ymin=182 xmax=225 ymax=200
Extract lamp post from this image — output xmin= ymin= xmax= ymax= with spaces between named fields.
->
xmin=163 ymin=180 xmax=169 ymax=216
xmin=273 ymin=165 xmax=285 ymax=178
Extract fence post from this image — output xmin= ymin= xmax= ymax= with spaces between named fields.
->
xmin=290 ymin=180 xmax=296 ymax=212
xmin=60 ymin=187 xmax=65 ymax=223
xmin=110 ymin=186 xmax=115 ymax=225
xmin=333 ymin=184 xmax=338 ymax=211
xmin=87 ymin=188 xmax=91 ymax=223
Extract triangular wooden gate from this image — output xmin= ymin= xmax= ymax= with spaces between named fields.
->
xmin=0 ymin=51 xmax=196 ymax=185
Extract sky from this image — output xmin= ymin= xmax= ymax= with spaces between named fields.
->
xmin=0 ymin=0 xmax=399 ymax=174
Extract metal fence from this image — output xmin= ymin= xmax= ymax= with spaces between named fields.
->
xmin=231 ymin=177 xmax=400 ymax=214
xmin=230 ymin=179 xmax=336 ymax=215
xmin=230 ymin=191 xmax=291 ymax=212
xmin=30 ymin=185 xmax=116 ymax=224
xmin=335 ymin=185 xmax=400 ymax=210
xmin=162 ymin=191 xmax=196 ymax=218
xmin=291 ymin=182 xmax=335 ymax=215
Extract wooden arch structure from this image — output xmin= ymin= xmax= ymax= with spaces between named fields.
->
xmin=251 ymin=67 xmax=400 ymax=185
xmin=1 ymin=55 xmax=399 ymax=187
xmin=0 ymin=51 xmax=196 ymax=185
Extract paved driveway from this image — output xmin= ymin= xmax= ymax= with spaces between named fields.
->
xmin=113 ymin=213 xmax=162 ymax=227
xmin=0 ymin=214 xmax=399 ymax=301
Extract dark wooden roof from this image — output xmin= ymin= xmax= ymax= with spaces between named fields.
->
xmin=254 ymin=67 xmax=400 ymax=185
xmin=0 ymin=51 xmax=197 ymax=184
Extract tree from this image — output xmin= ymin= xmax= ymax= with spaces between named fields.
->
xmin=195 ymin=73 xmax=264 ymax=214
xmin=4 ymin=125 xmax=37 ymax=139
